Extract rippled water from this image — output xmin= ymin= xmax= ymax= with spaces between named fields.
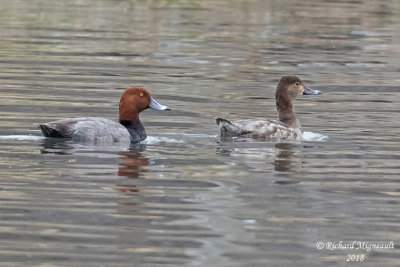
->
xmin=1 ymin=0 xmax=399 ymax=266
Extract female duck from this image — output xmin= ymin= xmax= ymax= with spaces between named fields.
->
xmin=216 ymin=76 xmax=321 ymax=140
xmin=39 ymin=87 xmax=170 ymax=143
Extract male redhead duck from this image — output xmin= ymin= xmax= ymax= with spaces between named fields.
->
xmin=39 ymin=87 xmax=170 ymax=143
xmin=216 ymin=76 xmax=321 ymax=140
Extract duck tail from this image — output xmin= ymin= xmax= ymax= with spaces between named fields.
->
xmin=215 ymin=117 xmax=246 ymax=137
xmin=39 ymin=123 xmax=65 ymax=138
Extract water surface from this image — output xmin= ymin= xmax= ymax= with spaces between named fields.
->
xmin=0 ymin=0 xmax=399 ymax=266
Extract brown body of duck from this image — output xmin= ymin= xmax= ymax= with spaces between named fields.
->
xmin=216 ymin=76 xmax=321 ymax=140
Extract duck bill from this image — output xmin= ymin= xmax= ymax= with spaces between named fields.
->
xmin=148 ymin=97 xmax=171 ymax=110
xmin=303 ymin=86 xmax=321 ymax=95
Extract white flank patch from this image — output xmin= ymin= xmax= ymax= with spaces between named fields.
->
xmin=0 ymin=135 xmax=45 ymax=141
xmin=302 ymin=131 xmax=329 ymax=141
xmin=144 ymin=136 xmax=186 ymax=144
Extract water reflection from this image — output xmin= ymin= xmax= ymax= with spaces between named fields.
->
xmin=216 ymin=138 xmax=304 ymax=176
xmin=117 ymin=150 xmax=148 ymax=200
xmin=273 ymin=142 xmax=303 ymax=173
xmin=2 ymin=0 xmax=400 ymax=265
xmin=118 ymin=151 xmax=149 ymax=179
xmin=40 ymin=136 xmax=148 ymax=153
xmin=40 ymin=138 xmax=75 ymax=155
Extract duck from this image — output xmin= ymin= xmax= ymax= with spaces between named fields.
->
xmin=39 ymin=87 xmax=170 ymax=143
xmin=216 ymin=76 xmax=321 ymax=140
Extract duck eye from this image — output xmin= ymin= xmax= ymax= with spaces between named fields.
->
xmin=139 ymin=92 xmax=144 ymax=97
xmin=295 ymin=82 xmax=300 ymax=86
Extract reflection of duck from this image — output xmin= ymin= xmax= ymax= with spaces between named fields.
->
xmin=40 ymin=137 xmax=74 ymax=155
xmin=215 ymin=140 xmax=303 ymax=184
xmin=116 ymin=150 xmax=149 ymax=200
xmin=39 ymin=87 xmax=170 ymax=144
xmin=273 ymin=142 xmax=302 ymax=173
xmin=118 ymin=151 xmax=149 ymax=179
xmin=216 ymin=76 xmax=321 ymax=140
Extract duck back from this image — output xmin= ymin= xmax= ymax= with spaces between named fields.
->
xmin=39 ymin=117 xmax=131 ymax=143
xmin=216 ymin=117 xmax=302 ymax=140
xmin=216 ymin=117 xmax=251 ymax=137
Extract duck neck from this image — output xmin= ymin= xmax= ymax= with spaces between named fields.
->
xmin=119 ymin=119 xmax=147 ymax=143
xmin=276 ymin=97 xmax=301 ymax=128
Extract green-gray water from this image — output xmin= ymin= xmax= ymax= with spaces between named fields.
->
xmin=0 ymin=0 xmax=399 ymax=266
